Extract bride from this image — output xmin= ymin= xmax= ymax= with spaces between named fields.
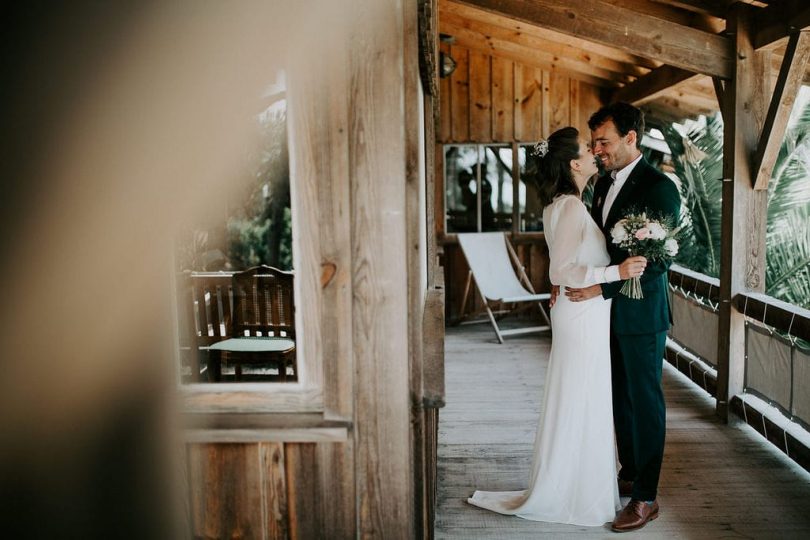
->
xmin=467 ymin=127 xmax=646 ymax=527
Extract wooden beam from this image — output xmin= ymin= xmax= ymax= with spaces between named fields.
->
xmin=716 ymin=4 xmax=769 ymax=422
xmin=611 ymin=65 xmax=697 ymax=104
xmin=712 ymin=77 xmax=726 ymax=111
xmin=451 ymin=0 xmax=733 ymax=78
xmin=441 ymin=22 xmax=634 ymax=84
xmin=754 ymin=3 xmax=810 ymax=50
xmin=650 ymin=0 xmax=727 ymax=18
xmin=441 ymin=0 xmax=661 ymax=69
xmin=753 ymin=31 xmax=810 ymax=190
xmin=439 ymin=9 xmax=651 ymax=77
xmin=445 ymin=37 xmax=622 ymax=88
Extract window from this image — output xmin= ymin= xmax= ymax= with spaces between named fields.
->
xmin=445 ymin=143 xmax=543 ymax=233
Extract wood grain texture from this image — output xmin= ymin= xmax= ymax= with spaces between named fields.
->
xmin=348 ymin=0 xmax=414 ymax=536
xmin=285 ymin=443 xmax=323 ymax=539
xmin=514 ymin=64 xmax=543 ymax=142
xmin=188 ymin=443 xmax=268 ymax=539
xmin=435 ymin=324 xmax=810 ymax=537
xmin=490 ymin=57 xmax=513 ymax=141
xmin=452 ymin=0 xmax=733 ymax=78
xmin=469 ymin=50 xmax=492 ymax=141
xmin=753 ymin=30 xmax=810 ymax=190
xmin=716 ymin=4 xmax=769 ymax=420
xmin=439 ymin=41 xmax=453 ymax=142
xmin=548 ymin=72 xmax=570 ymax=133
xmin=450 ymin=45 xmax=470 ymax=142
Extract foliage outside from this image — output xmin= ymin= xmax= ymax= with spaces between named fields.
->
xmin=176 ymin=105 xmax=292 ymax=272
xmin=662 ymin=89 xmax=810 ymax=310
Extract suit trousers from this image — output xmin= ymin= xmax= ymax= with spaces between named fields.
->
xmin=611 ymin=330 xmax=667 ymax=501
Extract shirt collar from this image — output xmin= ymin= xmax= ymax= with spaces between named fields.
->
xmin=611 ymin=153 xmax=643 ymax=186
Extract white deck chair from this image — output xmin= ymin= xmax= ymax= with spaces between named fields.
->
xmin=457 ymin=232 xmax=551 ymax=343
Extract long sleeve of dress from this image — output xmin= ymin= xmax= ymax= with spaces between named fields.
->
xmin=547 ymin=196 xmax=618 ymax=288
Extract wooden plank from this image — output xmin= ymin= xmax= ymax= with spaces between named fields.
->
xmin=441 ymin=0 xmax=662 ymax=69
xmin=648 ymin=0 xmax=727 ymax=18
xmin=348 ymin=0 xmax=413 ymax=536
xmin=188 ymin=443 xmax=267 ymax=539
xmin=468 ymin=49 xmax=492 ymax=141
xmin=611 ymin=65 xmax=698 ymax=105
xmin=182 ymin=386 xmax=323 ymax=414
xmin=444 ymin=41 xmax=620 ymax=89
xmin=490 ymin=56 xmax=513 ymax=141
xmin=318 ymin=441 xmax=355 ymax=539
xmin=450 ymin=45 xmax=470 ymax=141
xmin=540 ymin=71 xmax=551 ymax=138
xmin=439 ymin=9 xmax=650 ymax=78
xmin=451 ymin=0 xmax=733 ymax=78
xmin=514 ymin=64 xmax=542 ymax=142
xmin=568 ymin=79 xmax=579 ymax=135
xmin=439 ymin=41 xmax=452 ymax=142
xmin=753 ymin=31 xmax=810 ymax=190
xmin=577 ymin=82 xmax=603 ymax=136
xmin=548 ymin=72 xmax=570 ymax=133
xmin=441 ymin=22 xmax=636 ymax=84
xmin=716 ymin=4 xmax=769 ymax=421
xmin=285 ymin=443 xmax=323 ymax=538
xmin=261 ymin=443 xmax=288 ymax=539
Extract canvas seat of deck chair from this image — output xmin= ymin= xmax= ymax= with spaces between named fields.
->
xmin=457 ymin=232 xmax=551 ymax=343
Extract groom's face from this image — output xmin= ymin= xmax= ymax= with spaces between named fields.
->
xmin=591 ymin=119 xmax=637 ymax=172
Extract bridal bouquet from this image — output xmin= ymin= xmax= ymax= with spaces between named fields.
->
xmin=610 ymin=212 xmax=679 ymax=299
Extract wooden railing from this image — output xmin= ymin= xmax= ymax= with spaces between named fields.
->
xmin=667 ymin=264 xmax=810 ymax=473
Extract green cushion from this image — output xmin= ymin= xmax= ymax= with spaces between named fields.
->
xmin=208 ymin=337 xmax=295 ymax=353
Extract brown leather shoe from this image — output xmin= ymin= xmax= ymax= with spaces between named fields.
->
xmin=617 ymin=478 xmax=633 ymax=497
xmin=611 ymin=499 xmax=659 ymax=532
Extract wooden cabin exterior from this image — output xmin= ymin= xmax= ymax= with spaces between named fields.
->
xmin=4 ymin=1 xmax=810 ymax=539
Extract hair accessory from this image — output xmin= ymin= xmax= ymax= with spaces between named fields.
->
xmin=532 ymin=139 xmax=549 ymax=158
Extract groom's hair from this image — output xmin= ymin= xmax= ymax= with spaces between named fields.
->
xmin=588 ymin=102 xmax=645 ymax=150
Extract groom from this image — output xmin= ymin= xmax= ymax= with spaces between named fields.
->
xmin=566 ymin=102 xmax=680 ymax=532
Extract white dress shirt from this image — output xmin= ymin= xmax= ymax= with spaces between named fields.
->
xmin=597 ymin=153 xmax=643 ymax=284
xmin=602 ymin=153 xmax=643 ymax=225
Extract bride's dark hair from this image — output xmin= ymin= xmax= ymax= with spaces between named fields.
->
xmin=533 ymin=126 xmax=581 ymax=207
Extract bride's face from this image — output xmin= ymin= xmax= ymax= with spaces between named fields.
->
xmin=572 ymin=139 xmax=599 ymax=191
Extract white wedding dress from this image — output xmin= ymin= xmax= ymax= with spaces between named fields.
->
xmin=468 ymin=195 xmax=621 ymax=526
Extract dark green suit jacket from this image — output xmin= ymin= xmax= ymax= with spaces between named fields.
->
xmin=590 ymin=157 xmax=681 ymax=335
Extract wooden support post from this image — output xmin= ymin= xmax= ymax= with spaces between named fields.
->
xmin=716 ymin=5 xmax=769 ymax=421
xmin=752 ymin=30 xmax=810 ymax=190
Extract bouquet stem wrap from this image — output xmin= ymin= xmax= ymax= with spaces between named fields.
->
xmin=620 ymin=275 xmax=643 ymax=299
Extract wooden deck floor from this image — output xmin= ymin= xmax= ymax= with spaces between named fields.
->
xmin=436 ymin=323 xmax=810 ymax=539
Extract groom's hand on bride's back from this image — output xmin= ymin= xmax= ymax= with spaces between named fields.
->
xmin=565 ymin=284 xmax=602 ymax=302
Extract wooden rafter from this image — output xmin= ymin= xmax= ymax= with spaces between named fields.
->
xmin=610 ymin=65 xmax=697 ymax=104
xmin=438 ymin=9 xmax=650 ymax=78
xmin=441 ymin=22 xmax=636 ymax=85
xmin=752 ymin=30 xmax=810 ymax=190
xmin=441 ymin=0 xmax=660 ymax=69
xmin=649 ymin=0 xmax=727 ymax=18
xmin=451 ymin=0 xmax=733 ymax=78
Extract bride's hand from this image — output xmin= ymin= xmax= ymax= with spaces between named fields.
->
xmin=619 ymin=256 xmax=647 ymax=280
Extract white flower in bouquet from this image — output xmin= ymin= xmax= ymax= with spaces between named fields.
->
xmin=664 ymin=238 xmax=679 ymax=256
xmin=647 ymin=222 xmax=667 ymax=240
xmin=610 ymin=219 xmax=629 ymax=243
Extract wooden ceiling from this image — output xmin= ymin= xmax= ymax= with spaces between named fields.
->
xmin=438 ymin=0 xmax=808 ymax=123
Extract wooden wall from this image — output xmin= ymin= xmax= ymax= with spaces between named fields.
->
xmin=184 ymin=1 xmax=433 ymax=538
xmin=436 ymin=45 xmax=604 ymax=319
xmin=438 ymin=43 xmax=603 ymax=143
